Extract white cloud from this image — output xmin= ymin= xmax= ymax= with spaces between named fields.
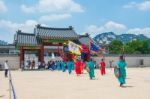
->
xmin=21 ymin=0 xmax=83 ymax=22
xmin=0 ymin=20 xmax=38 ymax=32
xmin=85 ymin=21 xmax=127 ymax=37
xmin=127 ymin=28 xmax=150 ymax=37
xmin=85 ymin=21 xmax=150 ymax=37
xmin=21 ymin=5 xmax=36 ymax=13
xmin=21 ymin=0 xmax=83 ymax=13
xmin=39 ymin=14 xmax=71 ymax=22
xmin=0 ymin=0 xmax=7 ymax=12
xmin=104 ymin=21 xmax=127 ymax=31
xmin=85 ymin=25 xmax=104 ymax=37
xmin=0 ymin=20 xmax=39 ymax=43
xmin=123 ymin=1 xmax=150 ymax=11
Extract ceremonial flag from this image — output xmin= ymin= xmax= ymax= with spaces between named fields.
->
xmin=68 ymin=41 xmax=81 ymax=55
xmin=90 ymin=42 xmax=101 ymax=53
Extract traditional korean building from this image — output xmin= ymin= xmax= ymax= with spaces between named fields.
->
xmin=14 ymin=24 xmax=84 ymax=67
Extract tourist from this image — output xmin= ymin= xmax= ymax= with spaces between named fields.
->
xmin=109 ymin=60 xmax=112 ymax=68
xmin=109 ymin=60 xmax=115 ymax=69
xmin=87 ymin=59 xmax=95 ymax=80
xmin=31 ymin=60 xmax=35 ymax=70
xmin=21 ymin=60 xmax=24 ymax=70
xmin=47 ymin=61 xmax=51 ymax=69
xmin=111 ymin=60 xmax=115 ymax=68
xmin=25 ymin=60 xmax=28 ymax=69
xmin=51 ymin=61 xmax=56 ymax=70
xmin=75 ymin=59 xmax=81 ymax=76
xmin=38 ymin=61 xmax=46 ymax=69
xmin=100 ymin=58 xmax=106 ymax=75
xmin=116 ymin=55 xmax=127 ymax=87
xmin=4 ymin=60 xmax=9 ymax=78
xmin=43 ymin=61 xmax=47 ymax=69
xmin=38 ymin=61 xmax=41 ymax=69
xmin=55 ymin=61 xmax=58 ymax=70
xmin=28 ymin=60 xmax=31 ymax=69
xmin=67 ymin=60 xmax=74 ymax=74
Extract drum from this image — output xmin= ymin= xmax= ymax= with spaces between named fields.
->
xmin=85 ymin=66 xmax=90 ymax=73
xmin=114 ymin=67 xmax=120 ymax=78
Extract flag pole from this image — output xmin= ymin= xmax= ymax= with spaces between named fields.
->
xmin=88 ymin=35 xmax=92 ymax=60
xmin=8 ymin=67 xmax=12 ymax=99
xmin=8 ymin=65 xmax=17 ymax=99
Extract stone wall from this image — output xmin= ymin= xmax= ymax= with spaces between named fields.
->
xmin=0 ymin=55 xmax=150 ymax=69
xmin=93 ymin=56 xmax=150 ymax=67
xmin=0 ymin=55 xmax=19 ymax=70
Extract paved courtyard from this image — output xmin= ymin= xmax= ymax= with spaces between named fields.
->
xmin=0 ymin=68 xmax=150 ymax=99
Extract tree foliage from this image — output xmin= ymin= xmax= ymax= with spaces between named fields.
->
xmin=108 ymin=39 xmax=150 ymax=54
xmin=109 ymin=40 xmax=123 ymax=54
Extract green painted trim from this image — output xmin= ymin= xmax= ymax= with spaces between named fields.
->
xmin=43 ymin=39 xmax=67 ymax=43
xmin=16 ymin=45 xmax=40 ymax=49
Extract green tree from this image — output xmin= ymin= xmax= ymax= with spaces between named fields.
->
xmin=139 ymin=40 xmax=150 ymax=54
xmin=124 ymin=39 xmax=150 ymax=54
xmin=109 ymin=40 xmax=123 ymax=54
xmin=124 ymin=45 xmax=135 ymax=54
xmin=124 ymin=40 xmax=142 ymax=54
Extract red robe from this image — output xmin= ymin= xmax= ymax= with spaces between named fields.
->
xmin=75 ymin=61 xmax=81 ymax=75
xmin=80 ymin=61 xmax=85 ymax=73
xmin=100 ymin=61 xmax=106 ymax=75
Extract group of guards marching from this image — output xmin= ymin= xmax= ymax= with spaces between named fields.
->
xmin=55 ymin=58 xmax=107 ymax=80
xmin=4 ymin=55 xmax=127 ymax=87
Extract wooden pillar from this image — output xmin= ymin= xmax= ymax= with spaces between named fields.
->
xmin=20 ymin=48 xmax=22 ymax=68
xmin=41 ymin=45 xmax=44 ymax=62
xmin=38 ymin=50 xmax=41 ymax=62
xmin=20 ymin=47 xmax=24 ymax=68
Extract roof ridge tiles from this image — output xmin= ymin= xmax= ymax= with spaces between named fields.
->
xmin=37 ymin=25 xmax=73 ymax=30
xmin=17 ymin=32 xmax=35 ymax=36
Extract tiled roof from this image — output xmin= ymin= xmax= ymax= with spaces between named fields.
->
xmin=79 ymin=34 xmax=98 ymax=46
xmin=35 ymin=25 xmax=79 ymax=40
xmin=15 ymin=31 xmax=38 ymax=46
xmin=79 ymin=34 xmax=90 ymax=45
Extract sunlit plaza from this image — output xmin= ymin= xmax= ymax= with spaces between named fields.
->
xmin=1 ymin=0 xmax=150 ymax=99
xmin=1 ymin=68 xmax=150 ymax=99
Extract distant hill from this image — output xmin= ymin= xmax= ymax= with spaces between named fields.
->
xmin=0 ymin=40 xmax=8 ymax=45
xmin=93 ymin=32 xmax=149 ymax=44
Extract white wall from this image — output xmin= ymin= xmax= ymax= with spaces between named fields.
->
xmin=93 ymin=56 xmax=150 ymax=67
xmin=0 ymin=55 xmax=150 ymax=69
xmin=0 ymin=56 xmax=19 ymax=69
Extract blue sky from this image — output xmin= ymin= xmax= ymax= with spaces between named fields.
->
xmin=0 ymin=0 xmax=150 ymax=43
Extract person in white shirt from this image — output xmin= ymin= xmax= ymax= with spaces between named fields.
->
xmin=4 ymin=60 xmax=9 ymax=77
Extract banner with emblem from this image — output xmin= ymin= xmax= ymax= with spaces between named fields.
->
xmin=68 ymin=41 xmax=81 ymax=55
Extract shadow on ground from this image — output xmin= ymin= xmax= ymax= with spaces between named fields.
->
xmin=0 ymin=95 xmax=5 ymax=98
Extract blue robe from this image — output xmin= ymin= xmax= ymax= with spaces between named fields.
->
xmin=56 ymin=62 xmax=60 ymax=70
xmin=117 ymin=60 xmax=127 ymax=84
xmin=87 ymin=61 xmax=95 ymax=79
xmin=61 ymin=62 xmax=66 ymax=72
xmin=67 ymin=61 xmax=74 ymax=74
